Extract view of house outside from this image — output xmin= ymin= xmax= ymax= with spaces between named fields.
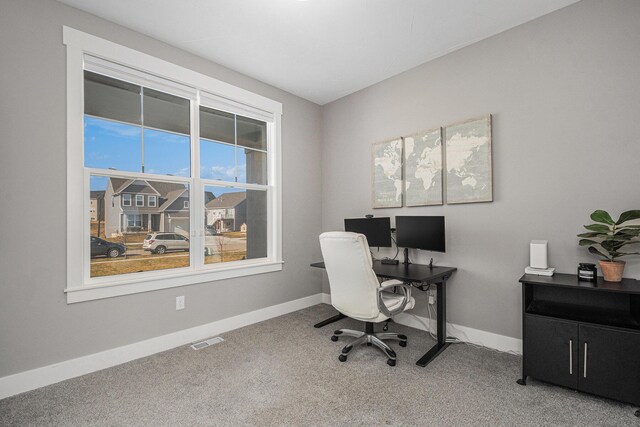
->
xmin=89 ymin=174 xmax=193 ymax=277
xmin=85 ymin=71 xmax=269 ymax=279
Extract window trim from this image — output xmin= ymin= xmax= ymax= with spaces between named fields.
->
xmin=184 ymin=200 xmax=189 ymax=208
xmin=64 ymin=26 xmax=282 ymax=304
xmin=122 ymin=194 xmax=132 ymax=206
xmin=148 ymin=195 xmax=157 ymax=207
xmin=127 ymin=213 xmax=143 ymax=228
xmin=135 ymin=194 xmax=145 ymax=207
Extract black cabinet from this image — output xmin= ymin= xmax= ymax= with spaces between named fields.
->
xmin=578 ymin=324 xmax=640 ymax=406
xmin=519 ymin=274 xmax=640 ymax=410
xmin=523 ymin=315 xmax=578 ymax=389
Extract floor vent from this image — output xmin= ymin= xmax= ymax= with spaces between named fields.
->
xmin=191 ymin=336 xmax=224 ymax=350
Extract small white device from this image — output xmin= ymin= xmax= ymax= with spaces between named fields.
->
xmin=525 ymin=266 xmax=556 ymax=276
xmin=530 ymin=240 xmax=548 ymax=269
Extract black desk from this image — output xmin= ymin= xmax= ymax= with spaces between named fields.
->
xmin=311 ymin=260 xmax=457 ymax=367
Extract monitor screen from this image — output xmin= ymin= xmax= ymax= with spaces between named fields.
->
xmin=395 ymin=216 xmax=445 ymax=252
xmin=344 ymin=217 xmax=392 ymax=247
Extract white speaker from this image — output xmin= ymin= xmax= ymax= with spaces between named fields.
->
xmin=530 ymin=240 xmax=548 ymax=269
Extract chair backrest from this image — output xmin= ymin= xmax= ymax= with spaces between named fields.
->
xmin=319 ymin=232 xmax=381 ymax=320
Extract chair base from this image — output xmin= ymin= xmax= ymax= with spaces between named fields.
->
xmin=331 ymin=322 xmax=407 ymax=366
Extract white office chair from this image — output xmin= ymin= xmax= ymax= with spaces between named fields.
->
xmin=319 ymin=231 xmax=415 ymax=366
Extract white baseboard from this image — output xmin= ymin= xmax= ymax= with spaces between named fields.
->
xmin=0 ymin=293 xmax=323 ymax=400
xmin=321 ymin=293 xmax=522 ymax=355
xmin=321 ymin=292 xmax=331 ymax=304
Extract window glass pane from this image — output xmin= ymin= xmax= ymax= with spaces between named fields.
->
xmin=143 ymin=128 xmax=190 ymax=176
xmin=143 ymin=88 xmax=190 ymax=135
xmin=200 ymin=140 xmax=235 ymax=181
xmin=237 ymin=147 xmax=267 ymax=185
xmin=84 ymin=116 xmax=142 ymax=172
xmin=84 ymin=71 xmax=141 ymax=126
xmin=204 ymin=187 xmax=267 ymax=264
xmin=89 ymin=175 xmax=190 ymax=278
xmin=200 ymin=107 xmax=234 ymax=145
xmin=236 ymin=115 xmax=267 ymax=151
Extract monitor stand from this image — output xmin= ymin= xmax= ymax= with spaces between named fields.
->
xmin=403 ymin=248 xmax=410 ymax=265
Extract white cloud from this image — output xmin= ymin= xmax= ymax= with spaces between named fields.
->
xmin=174 ymin=167 xmax=190 ymax=177
xmin=206 ymin=165 xmax=235 ymax=179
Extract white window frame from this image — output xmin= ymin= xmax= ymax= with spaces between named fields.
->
xmin=64 ymin=27 xmax=283 ymax=304
xmin=135 ymin=194 xmax=145 ymax=207
xmin=127 ymin=214 xmax=142 ymax=228
xmin=184 ymin=201 xmax=189 ymax=209
xmin=148 ymin=195 xmax=157 ymax=207
xmin=122 ymin=194 xmax=132 ymax=207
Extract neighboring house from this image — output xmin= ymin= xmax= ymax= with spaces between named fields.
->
xmin=89 ymin=190 xmax=105 ymax=221
xmin=205 ymin=192 xmax=247 ymax=233
xmin=102 ymin=178 xmax=210 ymax=237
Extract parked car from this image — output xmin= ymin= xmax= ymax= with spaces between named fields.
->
xmin=91 ymin=236 xmax=126 ymax=258
xmin=205 ymin=226 xmax=220 ymax=236
xmin=143 ymin=232 xmax=190 ymax=254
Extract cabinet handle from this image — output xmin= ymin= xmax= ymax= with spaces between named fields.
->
xmin=569 ymin=340 xmax=573 ymax=375
xmin=583 ymin=342 xmax=588 ymax=378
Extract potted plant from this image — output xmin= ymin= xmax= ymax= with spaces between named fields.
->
xmin=578 ymin=210 xmax=640 ymax=282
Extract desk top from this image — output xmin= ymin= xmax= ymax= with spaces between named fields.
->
xmin=311 ymin=260 xmax=456 ymax=283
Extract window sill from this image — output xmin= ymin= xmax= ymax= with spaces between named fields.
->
xmin=65 ymin=260 xmax=283 ymax=303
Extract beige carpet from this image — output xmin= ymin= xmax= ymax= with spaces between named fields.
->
xmin=0 ymin=303 xmax=637 ymax=426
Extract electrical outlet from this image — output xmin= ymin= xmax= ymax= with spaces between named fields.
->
xmin=176 ymin=296 xmax=185 ymax=310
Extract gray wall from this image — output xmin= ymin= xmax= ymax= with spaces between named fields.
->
xmin=321 ymin=0 xmax=640 ymax=339
xmin=0 ymin=0 xmax=322 ymax=377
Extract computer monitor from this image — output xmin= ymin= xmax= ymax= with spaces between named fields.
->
xmin=344 ymin=217 xmax=392 ymax=247
xmin=395 ymin=216 xmax=445 ymax=264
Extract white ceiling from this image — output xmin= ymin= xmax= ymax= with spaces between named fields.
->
xmin=58 ymin=0 xmax=580 ymax=105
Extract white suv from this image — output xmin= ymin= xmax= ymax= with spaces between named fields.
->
xmin=143 ymin=232 xmax=190 ymax=254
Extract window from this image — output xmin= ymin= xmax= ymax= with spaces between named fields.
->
xmin=127 ymin=214 xmax=142 ymax=228
xmin=64 ymin=27 xmax=282 ymax=303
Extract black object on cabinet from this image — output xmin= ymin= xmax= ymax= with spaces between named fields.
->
xmin=518 ymin=273 xmax=640 ymax=416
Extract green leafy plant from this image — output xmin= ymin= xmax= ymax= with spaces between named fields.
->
xmin=578 ymin=210 xmax=640 ymax=261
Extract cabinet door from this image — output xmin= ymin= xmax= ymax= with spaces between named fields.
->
xmin=524 ymin=315 xmax=578 ymax=389
xmin=579 ymin=325 xmax=640 ymax=406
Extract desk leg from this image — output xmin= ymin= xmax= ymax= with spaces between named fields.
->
xmin=416 ymin=280 xmax=451 ymax=367
xmin=314 ymin=312 xmax=346 ymax=328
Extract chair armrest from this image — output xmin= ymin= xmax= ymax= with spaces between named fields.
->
xmin=377 ymin=280 xmax=412 ymax=318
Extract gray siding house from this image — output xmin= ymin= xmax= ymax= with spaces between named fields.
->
xmin=205 ymin=192 xmax=247 ymax=233
xmin=103 ymin=178 xmax=191 ymax=237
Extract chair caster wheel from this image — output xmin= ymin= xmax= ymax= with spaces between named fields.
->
xmin=399 ymin=340 xmax=407 ymax=347
xmin=338 ymin=354 xmax=347 ymax=362
xmin=634 ymin=409 xmax=639 ymax=418
xmin=387 ymin=359 xmax=396 ymax=367
xmin=331 ymin=335 xmax=339 ymax=342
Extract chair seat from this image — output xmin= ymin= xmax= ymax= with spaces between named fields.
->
xmin=347 ymin=291 xmax=415 ymax=323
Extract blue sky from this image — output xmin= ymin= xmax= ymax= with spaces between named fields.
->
xmin=86 ymin=116 xmax=250 ymax=191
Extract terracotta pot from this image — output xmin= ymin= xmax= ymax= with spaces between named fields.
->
xmin=598 ymin=260 xmax=625 ymax=282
